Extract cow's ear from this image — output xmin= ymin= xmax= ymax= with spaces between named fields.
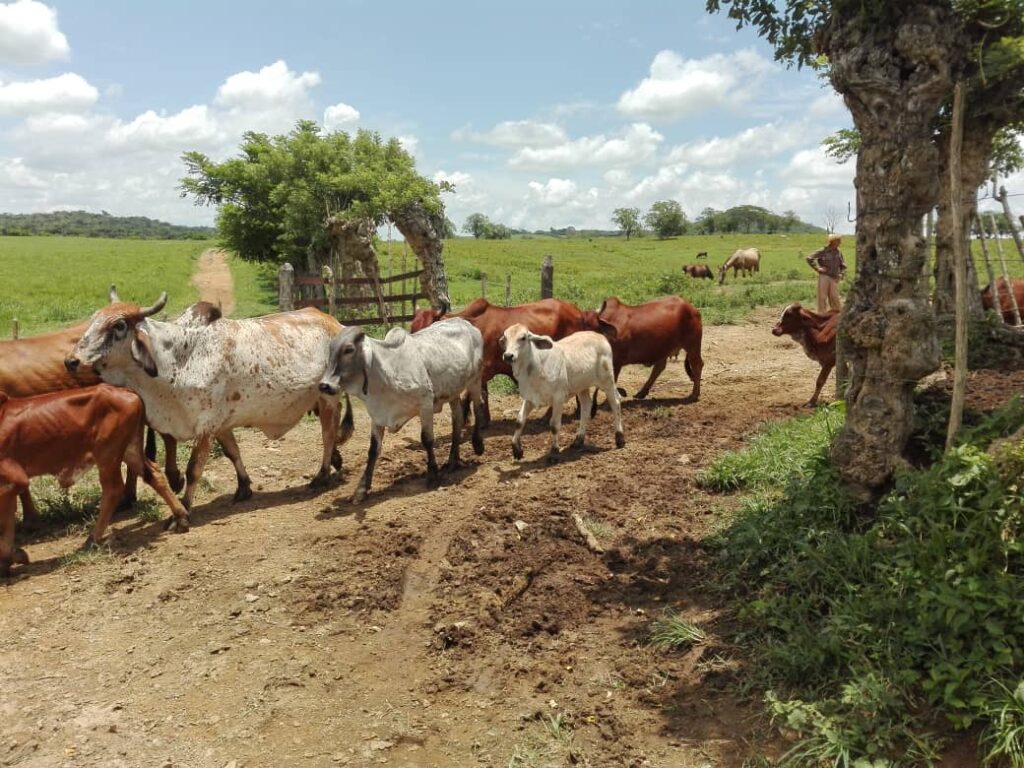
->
xmin=597 ymin=319 xmax=618 ymax=341
xmin=498 ymin=335 xmax=506 ymax=352
xmin=131 ymin=327 xmax=159 ymax=377
xmin=530 ymin=335 xmax=554 ymax=350
xmin=353 ymin=330 xmax=366 ymax=346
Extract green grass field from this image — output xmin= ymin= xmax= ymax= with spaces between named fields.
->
xmin=441 ymin=232 xmax=842 ymax=324
xmin=0 ymin=236 xmax=214 ymax=335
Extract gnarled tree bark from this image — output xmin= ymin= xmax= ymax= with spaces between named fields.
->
xmin=391 ymin=201 xmax=452 ymax=310
xmin=827 ymin=5 xmax=963 ymax=497
xmin=326 ymin=217 xmax=388 ymax=321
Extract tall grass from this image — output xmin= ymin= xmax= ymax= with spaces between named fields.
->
xmin=0 ymin=236 xmax=212 ymax=334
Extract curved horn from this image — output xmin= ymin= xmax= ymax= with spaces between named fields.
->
xmin=109 ymin=284 xmax=121 ymax=303
xmin=139 ymin=292 xmax=168 ymax=318
xmin=438 ymin=298 xmax=451 ymax=315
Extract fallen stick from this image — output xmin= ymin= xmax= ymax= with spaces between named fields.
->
xmin=572 ymin=513 xmax=605 ymax=554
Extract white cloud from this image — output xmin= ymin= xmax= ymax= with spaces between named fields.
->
xmin=779 ymin=146 xmax=854 ymax=190
xmin=214 ymin=60 xmax=320 ymax=110
xmin=107 ymin=105 xmax=220 ymax=149
xmin=0 ymin=156 xmax=45 ymax=188
xmin=323 ymin=102 xmax=359 ymax=131
xmin=0 ymin=72 xmax=97 ymax=114
xmin=509 ymin=123 xmax=663 ymax=170
xmin=617 ymin=49 xmax=772 ymax=120
xmin=453 ymin=119 xmax=567 ymax=148
xmin=807 ymin=90 xmax=847 ymax=120
xmin=397 ymin=134 xmax=419 ymax=157
xmin=667 ymin=121 xmax=806 ymax=169
xmin=0 ymin=0 xmax=68 ymax=65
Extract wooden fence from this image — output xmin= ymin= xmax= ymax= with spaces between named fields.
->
xmin=279 ymin=263 xmax=425 ymax=325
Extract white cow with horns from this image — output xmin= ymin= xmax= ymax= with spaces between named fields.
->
xmin=318 ymin=318 xmax=485 ymax=502
xmin=65 ymin=292 xmax=354 ymax=521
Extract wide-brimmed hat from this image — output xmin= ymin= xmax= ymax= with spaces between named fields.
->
xmin=827 ymin=234 xmax=842 ymax=245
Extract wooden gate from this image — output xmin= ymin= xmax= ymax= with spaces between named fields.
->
xmin=290 ymin=267 xmax=425 ymax=325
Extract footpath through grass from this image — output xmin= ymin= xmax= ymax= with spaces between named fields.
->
xmin=0 ymin=236 xmax=213 ymax=334
xmin=696 ymin=396 xmax=1024 ymax=766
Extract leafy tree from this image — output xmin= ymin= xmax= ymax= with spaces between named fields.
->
xmin=441 ymin=216 xmax=458 ymax=239
xmin=708 ymin=0 xmax=1024 ymax=496
xmin=695 ymin=207 xmax=720 ymax=235
xmin=611 ymin=207 xmax=643 ymax=240
xmin=463 ymin=213 xmax=491 ymax=239
xmin=485 ymin=223 xmax=512 ymax=240
xmin=644 ymin=200 xmax=688 ymax=238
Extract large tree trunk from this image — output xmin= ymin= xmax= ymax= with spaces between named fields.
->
xmin=933 ymin=118 xmax=995 ymax=318
xmin=827 ymin=5 xmax=963 ymax=497
xmin=391 ymin=201 xmax=452 ymax=310
xmin=326 ymin=217 xmax=387 ymax=321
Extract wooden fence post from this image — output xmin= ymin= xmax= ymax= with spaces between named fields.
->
xmin=998 ymin=186 xmax=1024 ymax=260
xmin=988 ymin=212 xmax=1022 ymax=325
xmin=946 ymin=81 xmax=967 ymax=451
xmin=279 ymin=262 xmax=295 ymax=312
xmin=321 ymin=264 xmax=336 ymax=316
xmin=540 ymin=255 xmax=554 ymax=299
xmin=505 ymin=274 xmax=512 ymax=306
xmin=11 ymin=318 xmax=18 ymax=340
xmin=976 ymin=215 xmax=998 ymax=290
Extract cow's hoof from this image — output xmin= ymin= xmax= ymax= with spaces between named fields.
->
xmin=804 ymin=400 xmax=819 ymax=409
xmin=309 ymin=471 xmax=330 ymax=490
xmin=79 ymin=536 xmax=104 ymax=552
xmin=512 ymin=445 xmax=524 ymax=461
xmin=233 ymin=482 xmax=253 ymax=503
xmin=167 ymin=471 xmax=185 ymax=494
xmin=444 ymin=458 xmax=464 ymax=474
xmin=165 ymin=514 xmax=190 ymax=534
xmin=615 ymin=432 xmax=626 ymax=449
xmin=352 ymin=486 xmax=369 ymax=504
xmin=330 ymin=449 xmax=343 ymax=471
xmin=545 ymin=450 xmax=561 ymax=465
xmin=115 ymin=495 xmax=136 ymax=514
xmin=427 ymin=473 xmax=442 ymax=489
xmin=472 ymin=431 xmax=485 ymax=456
xmin=633 ymin=390 xmax=650 ymax=400
xmin=570 ymin=436 xmax=585 ymax=451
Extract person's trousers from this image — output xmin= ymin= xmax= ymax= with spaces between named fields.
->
xmin=817 ymin=274 xmax=842 ymax=312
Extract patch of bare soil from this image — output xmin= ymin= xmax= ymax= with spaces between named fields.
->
xmin=5 ymin=308 xmax=1006 ymax=768
xmin=193 ymin=249 xmax=236 ymax=316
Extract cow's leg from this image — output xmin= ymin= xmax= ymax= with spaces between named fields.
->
xmin=17 ymin=489 xmax=40 ymax=529
xmin=445 ymin=397 xmax=464 ymax=472
xmin=592 ymin=364 xmax=623 ymax=418
xmin=512 ymin=400 xmax=535 ymax=461
xmin=353 ymin=423 xmax=385 ymax=503
xmin=0 ymin=489 xmax=28 ymax=577
xmin=311 ymin=395 xmax=341 ymax=489
xmin=332 ymin=394 xmax=354 ymax=471
xmin=123 ymin=442 xmax=192 ymax=534
xmin=635 ymin=358 xmax=667 ymax=400
xmin=571 ymin=390 xmax=594 ymax=450
xmin=808 ymin=363 xmax=835 ymax=407
xmin=216 ymin=429 xmax=252 ymax=502
xmin=162 ymin=435 xmax=185 ymax=494
xmin=683 ymin=344 xmax=703 ymax=403
xmin=468 ymin=378 xmax=485 ymax=456
xmin=604 ymin=375 xmax=626 ymax=449
xmin=478 ymin=376 xmax=492 ymax=430
xmin=421 ymin=407 xmax=441 ymax=488
xmin=547 ymin=396 xmax=565 ymax=461
xmin=181 ymin=434 xmax=213 ymax=512
xmin=84 ymin=462 xmax=125 ymax=549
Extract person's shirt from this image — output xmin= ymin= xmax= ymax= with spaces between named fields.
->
xmin=807 ymin=245 xmax=846 ymax=279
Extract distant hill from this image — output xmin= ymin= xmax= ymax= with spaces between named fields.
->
xmin=0 ymin=210 xmax=215 ymax=240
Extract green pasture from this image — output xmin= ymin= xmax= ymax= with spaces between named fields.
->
xmin=442 ymin=232 xmax=842 ymax=324
xmin=0 ymin=237 xmax=213 ymax=335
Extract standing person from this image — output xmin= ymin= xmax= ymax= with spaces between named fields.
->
xmin=806 ymin=234 xmax=846 ymax=312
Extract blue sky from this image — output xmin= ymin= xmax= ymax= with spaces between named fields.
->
xmin=0 ymin=0 xmax=859 ymax=231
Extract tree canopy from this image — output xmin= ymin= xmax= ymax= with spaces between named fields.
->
xmin=644 ymin=200 xmax=688 ymax=238
xmin=180 ymin=121 xmax=445 ymax=263
xmin=611 ymin=207 xmax=643 ymax=240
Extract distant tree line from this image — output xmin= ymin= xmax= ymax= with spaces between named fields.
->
xmin=0 ymin=210 xmax=215 ymax=240
xmin=610 ymin=202 xmax=824 ymax=239
xmin=463 ymin=213 xmax=514 ymax=240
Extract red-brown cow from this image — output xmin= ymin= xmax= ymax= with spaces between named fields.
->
xmin=981 ymin=278 xmax=1024 ymax=325
xmin=0 ymin=384 xmax=191 ymax=576
xmin=589 ymin=296 xmax=704 ymax=404
xmin=771 ymin=303 xmax=839 ymax=406
xmin=682 ymin=264 xmax=714 ymax=280
xmin=411 ymin=298 xmax=597 ymax=426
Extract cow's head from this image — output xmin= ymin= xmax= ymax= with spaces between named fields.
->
xmin=581 ymin=310 xmax=618 ymax=342
xmin=65 ymin=291 xmax=167 ymax=378
xmin=500 ymin=323 xmax=553 ymax=367
xmin=320 ymin=326 xmax=368 ymax=397
xmin=772 ymin=303 xmax=803 ymax=337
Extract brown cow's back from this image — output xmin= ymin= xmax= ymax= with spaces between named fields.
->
xmin=982 ymin=278 xmax=1024 ymax=324
xmin=0 ymin=322 xmax=98 ymax=397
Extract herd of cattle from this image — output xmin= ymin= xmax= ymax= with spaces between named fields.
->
xmin=683 ymin=247 xmax=762 ymax=284
xmin=3 ymin=267 xmax=1021 ymax=578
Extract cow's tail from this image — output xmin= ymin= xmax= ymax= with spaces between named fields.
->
xmin=145 ymin=426 xmax=157 ymax=462
xmin=337 ymin=394 xmax=355 ymax=446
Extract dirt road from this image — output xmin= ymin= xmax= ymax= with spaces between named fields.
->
xmin=192 ymin=249 xmax=236 ymax=317
xmin=1 ymin=310 xmax=829 ymax=768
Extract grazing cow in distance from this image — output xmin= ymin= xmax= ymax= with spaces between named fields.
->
xmin=981 ymin=278 xmax=1024 ymax=325
xmin=682 ymin=264 xmax=714 ymax=280
xmin=319 ymin=319 xmax=485 ymax=502
xmin=500 ymin=323 xmax=624 ymax=461
xmin=0 ymin=385 xmax=191 ymax=576
xmin=66 ymin=294 xmax=354 ymax=512
xmin=411 ymin=298 xmax=598 ymax=427
xmin=772 ymin=303 xmax=839 ymax=406
xmin=588 ymin=296 xmax=703 ymax=405
xmin=695 ymin=251 xmax=708 ymax=259
xmin=718 ymin=247 xmax=761 ymax=284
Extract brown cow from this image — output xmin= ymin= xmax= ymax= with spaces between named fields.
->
xmin=771 ymin=303 xmax=839 ymax=406
xmin=0 ymin=384 xmax=191 ymax=576
xmin=411 ymin=298 xmax=598 ymax=426
xmin=981 ymin=278 xmax=1024 ymax=325
xmin=0 ymin=296 xmax=222 ymax=523
xmin=589 ymin=296 xmax=704 ymax=404
xmin=682 ymin=264 xmax=714 ymax=280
